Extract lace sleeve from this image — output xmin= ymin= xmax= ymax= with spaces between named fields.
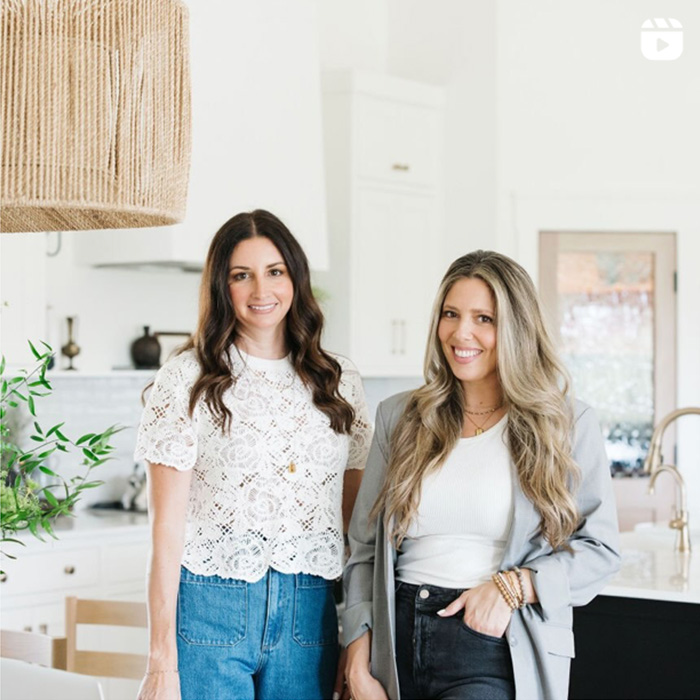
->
xmin=338 ymin=357 xmax=373 ymax=471
xmin=134 ymin=354 xmax=199 ymax=471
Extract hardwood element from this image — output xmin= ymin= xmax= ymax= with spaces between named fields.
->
xmin=65 ymin=598 xmax=148 ymax=680
xmin=0 ymin=628 xmax=67 ymax=669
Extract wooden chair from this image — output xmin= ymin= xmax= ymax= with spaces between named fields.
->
xmin=65 ymin=597 xmax=148 ymax=680
xmin=0 ymin=628 xmax=67 ymax=669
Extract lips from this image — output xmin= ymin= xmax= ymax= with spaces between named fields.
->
xmin=452 ymin=347 xmax=482 ymax=363
xmin=248 ymin=303 xmax=277 ymax=313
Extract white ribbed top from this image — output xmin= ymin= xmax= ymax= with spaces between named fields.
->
xmin=396 ymin=414 xmax=514 ymax=588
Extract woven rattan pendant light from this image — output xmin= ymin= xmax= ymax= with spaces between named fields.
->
xmin=0 ymin=0 xmax=191 ymax=232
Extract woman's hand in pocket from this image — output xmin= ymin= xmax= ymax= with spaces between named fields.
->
xmin=437 ymin=581 xmax=512 ymax=638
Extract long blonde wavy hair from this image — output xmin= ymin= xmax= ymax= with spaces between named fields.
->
xmin=372 ymin=250 xmax=581 ymax=551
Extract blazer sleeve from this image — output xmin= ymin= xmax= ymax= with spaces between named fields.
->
xmin=342 ymin=399 xmax=392 ymax=646
xmin=526 ymin=406 xmax=622 ymax=620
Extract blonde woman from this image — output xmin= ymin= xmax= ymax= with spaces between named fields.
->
xmin=343 ymin=251 xmax=620 ymax=700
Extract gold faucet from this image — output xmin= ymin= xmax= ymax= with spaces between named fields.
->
xmin=643 ymin=407 xmax=700 ymax=476
xmin=643 ymin=407 xmax=699 ymax=554
xmin=648 ymin=465 xmax=691 ymax=553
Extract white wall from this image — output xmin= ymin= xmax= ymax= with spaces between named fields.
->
xmin=494 ymin=0 xmax=700 ymax=515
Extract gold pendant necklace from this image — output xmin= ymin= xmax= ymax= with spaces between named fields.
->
xmin=465 ymin=410 xmax=498 ymax=436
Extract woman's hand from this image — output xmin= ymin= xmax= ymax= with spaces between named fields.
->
xmin=345 ymin=632 xmax=389 ymax=700
xmin=437 ymin=580 xmax=512 ymax=638
xmin=136 ymin=672 xmax=181 ymax=700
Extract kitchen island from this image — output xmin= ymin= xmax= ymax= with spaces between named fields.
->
xmin=569 ymin=525 xmax=700 ymax=700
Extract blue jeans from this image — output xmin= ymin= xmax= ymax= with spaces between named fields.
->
xmin=395 ymin=581 xmax=515 ymax=700
xmin=177 ymin=566 xmax=339 ymax=700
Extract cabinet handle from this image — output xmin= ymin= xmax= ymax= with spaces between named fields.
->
xmin=64 ymin=565 xmax=76 ymax=575
xmin=400 ymin=320 xmax=407 ymax=355
xmin=23 ymin=625 xmax=32 ymax=632
xmin=390 ymin=320 xmax=397 ymax=355
xmin=39 ymin=623 xmax=48 ymax=634
xmin=391 ymin=163 xmax=410 ymax=172
xmin=0 ymin=572 xmax=7 ymax=583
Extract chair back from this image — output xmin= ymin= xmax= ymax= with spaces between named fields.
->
xmin=65 ymin=597 xmax=148 ymax=680
xmin=0 ymin=628 xmax=67 ymax=669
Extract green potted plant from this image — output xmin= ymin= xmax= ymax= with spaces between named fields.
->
xmin=1 ymin=341 xmax=120 ymax=565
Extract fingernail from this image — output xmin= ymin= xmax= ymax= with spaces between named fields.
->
xmin=437 ymin=609 xmax=446 ymax=616
xmin=333 ymin=693 xmax=340 ymax=700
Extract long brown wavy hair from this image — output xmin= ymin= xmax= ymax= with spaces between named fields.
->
xmin=372 ymin=250 xmax=581 ymax=551
xmin=181 ymin=209 xmax=355 ymax=434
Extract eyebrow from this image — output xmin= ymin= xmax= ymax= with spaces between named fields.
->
xmin=443 ymin=303 xmax=495 ymax=315
xmin=229 ymin=261 xmax=286 ymax=272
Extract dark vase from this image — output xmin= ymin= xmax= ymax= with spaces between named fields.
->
xmin=131 ymin=326 xmax=161 ymax=369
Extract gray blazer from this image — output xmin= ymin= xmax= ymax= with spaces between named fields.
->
xmin=343 ymin=392 xmax=621 ymax=700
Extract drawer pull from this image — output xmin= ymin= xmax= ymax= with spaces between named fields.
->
xmin=0 ymin=572 xmax=7 ymax=583
xmin=39 ymin=623 xmax=48 ymax=634
xmin=64 ymin=565 xmax=76 ymax=575
xmin=23 ymin=625 xmax=32 ymax=632
xmin=391 ymin=163 xmax=410 ymax=172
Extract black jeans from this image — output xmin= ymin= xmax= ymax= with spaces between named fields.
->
xmin=395 ymin=581 xmax=515 ymax=700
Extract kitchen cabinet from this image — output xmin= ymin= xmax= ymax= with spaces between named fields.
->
xmin=569 ymin=525 xmax=700 ymax=699
xmin=75 ymin=0 xmax=328 ymax=272
xmin=0 ymin=512 xmax=149 ymax=700
xmin=0 ymin=233 xmax=47 ymax=368
xmin=317 ymin=71 xmax=444 ymax=376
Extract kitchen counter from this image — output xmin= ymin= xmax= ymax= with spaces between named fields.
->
xmin=602 ymin=523 xmax=699 ymax=604
xmin=9 ymin=509 xmax=149 ymax=550
xmin=570 ymin=523 xmax=700 ymax=700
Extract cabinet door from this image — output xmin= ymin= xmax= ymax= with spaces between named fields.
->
xmin=351 ymin=188 xmax=438 ymax=376
xmin=390 ymin=193 xmax=439 ymax=373
xmin=352 ymin=188 xmax=395 ymax=374
xmin=355 ymin=97 xmax=440 ymax=189
xmin=0 ymin=233 xmax=47 ymax=367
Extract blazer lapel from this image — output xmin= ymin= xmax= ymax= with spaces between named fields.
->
xmin=500 ymin=464 xmax=538 ymax=569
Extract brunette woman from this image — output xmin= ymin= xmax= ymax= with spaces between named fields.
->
xmin=343 ymin=250 xmax=620 ymax=700
xmin=135 ymin=210 xmax=372 ymax=700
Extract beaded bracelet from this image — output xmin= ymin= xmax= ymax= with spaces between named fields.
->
xmin=512 ymin=566 xmax=527 ymax=609
xmin=502 ymin=570 xmax=522 ymax=607
xmin=492 ymin=572 xmax=518 ymax=610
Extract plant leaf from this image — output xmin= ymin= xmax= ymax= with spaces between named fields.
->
xmin=43 ymin=489 xmax=59 ymax=507
xmin=28 ymin=340 xmax=41 ymax=360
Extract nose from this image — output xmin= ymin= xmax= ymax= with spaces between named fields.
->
xmin=455 ymin=319 xmax=475 ymax=341
xmin=252 ymin=275 xmax=269 ymax=298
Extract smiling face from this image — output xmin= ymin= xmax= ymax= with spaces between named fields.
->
xmin=228 ymin=236 xmax=294 ymax=347
xmin=437 ymin=277 xmax=499 ymax=390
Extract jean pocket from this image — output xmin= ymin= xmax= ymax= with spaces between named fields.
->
xmin=177 ymin=577 xmax=247 ymax=647
xmin=459 ymin=620 xmax=507 ymax=644
xmin=293 ymin=575 xmax=338 ymax=647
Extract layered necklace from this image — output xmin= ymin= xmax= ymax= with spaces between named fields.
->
xmin=464 ymin=402 xmax=503 ymax=436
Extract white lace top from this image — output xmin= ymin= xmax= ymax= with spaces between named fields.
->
xmin=134 ymin=347 xmax=372 ymax=582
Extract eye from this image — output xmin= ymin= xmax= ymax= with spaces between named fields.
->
xmin=442 ymin=309 xmax=457 ymax=319
xmin=269 ymin=268 xmax=284 ymax=277
xmin=230 ymin=271 xmax=248 ymax=282
xmin=478 ymin=314 xmax=494 ymax=323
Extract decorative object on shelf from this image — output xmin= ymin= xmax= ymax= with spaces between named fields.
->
xmin=60 ymin=317 xmax=80 ymax=371
xmin=0 ymin=0 xmax=191 ymax=233
xmin=0 ymin=341 xmax=121 ymax=565
xmin=154 ymin=331 xmax=191 ymax=365
xmin=130 ymin=326 xmax=161 ymax=369
xmin=121 ymin=463 xmax=148 ymax=513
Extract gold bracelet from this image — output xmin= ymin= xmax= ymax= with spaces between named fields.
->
xmin=492 ymin=572 xmax=517 ymax=610
xmin=512 ymin=566 xmax=527 ymax=609
xmin=502 ymin=570 xmax=522 ymax=608
xmin=146 ymin=669 xmax=179 ymax=675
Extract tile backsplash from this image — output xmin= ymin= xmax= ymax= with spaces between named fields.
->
xmin=11 ymin=371 xmax=423 ymax=510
